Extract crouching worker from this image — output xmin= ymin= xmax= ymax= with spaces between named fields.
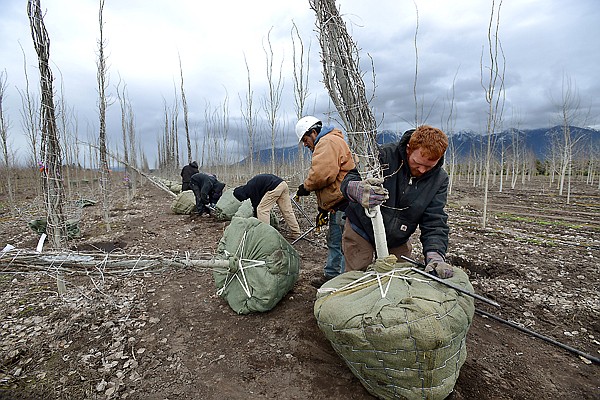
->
xmin=233 ymin=174 xmax=301 ymax=240
xmin=189 ymin=172 xmax=225 ymax=216
xmin=340 ymin=125 xmax=454 ymax=278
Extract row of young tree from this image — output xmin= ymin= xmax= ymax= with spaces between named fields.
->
xmin=0 ymin=0 xmax=598 ymax=249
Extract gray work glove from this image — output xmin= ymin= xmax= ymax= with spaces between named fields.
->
xmin=425 ymin=251 xmax=454 ymax=279
xmin=346 ymin=178 xmax=389 ymax=209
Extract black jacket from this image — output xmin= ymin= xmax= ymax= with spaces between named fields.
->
xmin=233 ymin=174 xmax=283 ymax=216
xmin=180 ymin=161 xmax=199 ymax=183
xmin=190 ymin=173 xmax=225 ymax=204
xmin=341 ymin=130 xmax=449 ymax=258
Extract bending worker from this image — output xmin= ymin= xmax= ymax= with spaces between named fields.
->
xmin=189 ymin=172 xmax=225 ymax=216
xmin=233 ymin=173 xmax=301 ymax=240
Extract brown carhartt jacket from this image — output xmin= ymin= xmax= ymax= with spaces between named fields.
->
xmin=303 ymin=128 xmax=355 ymax=212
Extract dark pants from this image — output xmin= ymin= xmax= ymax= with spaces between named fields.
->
xmin=182 ymin=182 xmax=191 ymax=192
xmin=189 ymin=182 xmax=210 ymax=215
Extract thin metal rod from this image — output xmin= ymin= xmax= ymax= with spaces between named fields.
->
xmin=291 ymin=225 xmax=316 ymax=245
xmin=399 ymin=255 xmax=500 ymax=307
xmin=290 ymin=194 xmax=316 ymax=227
xmin=475 ymin=308 xmax=600 ymax=365
xmin=409 ymin=267 xmax=501 ymax=307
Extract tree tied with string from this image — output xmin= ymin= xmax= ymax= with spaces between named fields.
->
xmin=310 ymin=0 xmax=388 ymax=258
xmin=28 ymin=0 xmax=67 ymax=249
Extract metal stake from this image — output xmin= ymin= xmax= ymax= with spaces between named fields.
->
xmin=399 ymin=255 xmax=501 ymax=307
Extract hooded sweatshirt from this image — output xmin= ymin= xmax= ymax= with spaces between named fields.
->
xmin=181 ymin=161 xmax=199 ymax=183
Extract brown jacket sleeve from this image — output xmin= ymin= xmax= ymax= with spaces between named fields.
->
xmin=304 ymin=129 xmax=355 ymax=211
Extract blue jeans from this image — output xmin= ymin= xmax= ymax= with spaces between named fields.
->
xmin=324 ymin=210 xmax=345 ymax=277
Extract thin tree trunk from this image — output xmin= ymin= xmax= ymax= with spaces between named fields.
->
xmin=28 ymin=0 xmax=67 ymax=252
xmin=97 ymin=0 xmax=111 ymax=232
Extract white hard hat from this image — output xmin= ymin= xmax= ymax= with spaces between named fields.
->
xmin=295 ymin=116 xmax=322 ymax=141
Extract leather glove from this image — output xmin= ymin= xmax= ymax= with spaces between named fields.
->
xmin=346 ymin=178 xmax=389 ymax=209
xmin=296 ymin=184 xmax=310 ymax=197
xmin=425 ymin=252 xmax=454 ymax=279
xmin=315 ymin=208 xmax=329 ymax=228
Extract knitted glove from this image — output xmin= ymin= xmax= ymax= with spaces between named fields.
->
xmin=346 ymin=178 xmax=388 ymax=209
xmin=425 ymin=251 xmax=454 ymax=279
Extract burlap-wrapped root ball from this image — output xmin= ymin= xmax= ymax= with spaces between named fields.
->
xmin=213 ymin=217 xmax=300 ymax=314
xmin=216 ymin=189 xmax=279 ymax=227
xmin=170 ymin=190 xmax=196 ymax=214
xmin=214 ymin=188 xmax=244 ymax=220
xmin=314 ymin=256 xmax=475 ymax=400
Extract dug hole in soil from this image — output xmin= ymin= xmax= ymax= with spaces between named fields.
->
xmin=0 ymin=172 xmax=599 ymax=399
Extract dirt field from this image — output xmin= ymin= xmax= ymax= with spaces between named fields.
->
xmin=0 ymin=171 xmax=599 ymax=399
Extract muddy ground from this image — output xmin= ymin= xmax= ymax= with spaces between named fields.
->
xmin=0 ymin=172 xmax=598 ymax=399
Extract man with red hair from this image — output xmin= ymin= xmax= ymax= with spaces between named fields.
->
xmin=340 ymin=125 xmax=453 ymax=278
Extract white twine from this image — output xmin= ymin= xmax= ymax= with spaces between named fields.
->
xmin=215 ymin=230 xmax=265 ymax=298
xmin=317 ymin=267 xmax=428 ymax=298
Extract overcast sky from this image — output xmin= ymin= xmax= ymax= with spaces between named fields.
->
xmin=1 ymin=0 xmax=598 ymax=166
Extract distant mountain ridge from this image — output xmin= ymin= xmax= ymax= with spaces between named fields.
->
xmin=240 ymin=126 xmax=598 ymax=164
xmin=446 ymin=126 xmax=598 ymax=159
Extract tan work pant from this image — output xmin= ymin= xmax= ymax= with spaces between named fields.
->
xmin=257 ymin=181 xmax=301 ymax=237
xmin=342 ymin=222 xmax=412 ymax=271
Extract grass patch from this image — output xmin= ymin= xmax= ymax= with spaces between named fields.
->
xmin=496 ymin=212 xmax=584 ymax=229
xmin=514 ymin=236 xmax=557 ymax=247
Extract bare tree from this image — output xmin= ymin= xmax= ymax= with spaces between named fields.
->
xmin=219 ymin=91 xmax=230 ymax=168
xmin=17 ymin=44 xmax=40 ymax=170
xmin=157 ymin=98 xmax=180 ymax=173
xmin=262 ymin=27 xmax=284 ymax=174
xmin=178 ymin=54 xmax=192 ymax=164
xmin=310 ymin=0 xmax=387 ymax=258
xmin=0 ymin=70 xmax=15 ymax=207
xmin=56 ymin=70 xmax=76 ymax=197
xmin=480 ymin=0 xmax=505 ymax=228
xmin=240 ymin=54 xmax=257 ymax=174
xmin=116 ymin=78 xmax=134 ymax=202
xmin=442 ymin=69 xmax=459 ymax=196
xmin=552 ymin=74 xmax=588 ymax=203
xmin=412 ymin=2 xmax=420 ymax=126
xmin=28 ymin=0 xmax=67 ymax=251
xmin=170 ymin=87 xmax=180 ymax=172
xmin=127 ymin=97 xmax=138 ymax=194
xmin=291 ymin=21 xmax=311 ymax=172
xmin=96 ymin=0 xmax=111 ymax=232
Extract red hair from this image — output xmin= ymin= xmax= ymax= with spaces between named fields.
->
xmin=408 ymin=125 xmax=448 ymax=160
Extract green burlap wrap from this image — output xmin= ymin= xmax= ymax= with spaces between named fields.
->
xmin=232 ymin=199 xmax=253 ymax=219
xmin=215 ymin=189 xmax=279 ymax=228
xmin=28 ymin=218 xmax=81 ymax=239
xmin=170 ymin=190 xmax=196 ymax=215
xmin=213 ymin=217 xmax=300 ymax=314
xmin=214 ymin=189 xmax=244 ymax=220
xmin=170 ymin=182 xmax=182 ymax=194
xmin=314 ymin=257 xmax=475 ymax=400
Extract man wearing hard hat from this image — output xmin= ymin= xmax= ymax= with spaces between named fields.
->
xmin=294 ymin=116 xmax=355 ymax=287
